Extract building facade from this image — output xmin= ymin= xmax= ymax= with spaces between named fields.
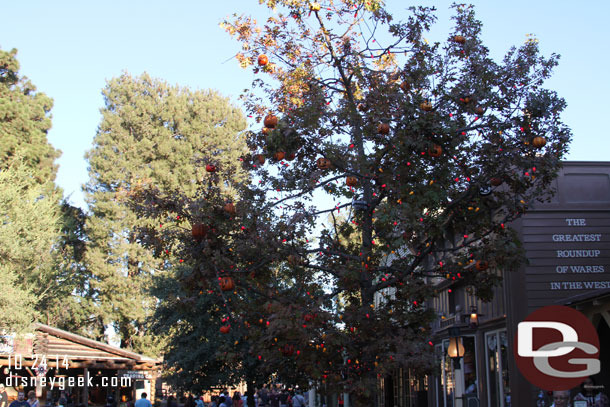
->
xmin=428 ymin=161 xmax=610 ymax=406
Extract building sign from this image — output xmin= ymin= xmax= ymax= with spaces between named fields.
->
xmin=523 ymin=213 xmax=610 ymax=309
xmin=119 ymin=370 xmax=153 ymax=380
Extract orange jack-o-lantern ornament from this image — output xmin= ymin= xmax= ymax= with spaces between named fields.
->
xmin=453 ymin=35 xmax=466 ymax=44
xmin=258 ymin=54 xmax=268 ymax=66
xmin=532 ymin=136 xmax=547 ymax=149
xmin=420 ymin=101 xmax=433 ymax=112
xmin=317 ymin=157 xmax=332 ymax=170
xmin=346 ymin=176 xmax=358 ymax=187
xmin=264 ymin=114 xmax=278 ymax=129
xmin=223 ymin=203 xmax=236 ymax=215
xmin=254 ymin=154 xmax=266 ymax=165
xmin=219 ymin=276 xmax=235 ymax=291
xmin=274 ymin=151 xmax=285 ymax=161
xmin=428 ymin=144 xmax=442 ymax=157
xmin=377 ymin=123 xmax=390 ymax=135
xmin=475 ymin=260 xmax=489 ymax=271
xmin=192 ymin=224 xmax=208 ymax=241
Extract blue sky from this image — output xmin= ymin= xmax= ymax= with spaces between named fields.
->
xmin=2 ymin=1 xmax=609 ymax=210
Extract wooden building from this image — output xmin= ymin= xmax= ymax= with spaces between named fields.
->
xmin=427 ymin=161 xmax=610 ymax=407
xmin=0 ymin=323 xmax=161 ymax=406
xmin=373 ymin=162 xmax=610 ymax=407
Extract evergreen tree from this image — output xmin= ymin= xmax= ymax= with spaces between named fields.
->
xmin=0 ymin=161 xmax=58 ymax=331
xmin=0 ymin=47 xmax=88 ymax=333
xmin=84 ymin=72 xmax=250 ymax=353
xmin=0 ymin=47 xmax=60 ymax=185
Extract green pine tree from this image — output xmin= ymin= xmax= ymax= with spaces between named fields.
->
xmin=0 ymin=47 xmax=60 ymax=186
xmin=84 ymin=72 xmax=250 ymax=354
xmin=0 ymin=47 xmax=89 ymax=333
xmin=0 ymin=161 xmax=59 ymax=331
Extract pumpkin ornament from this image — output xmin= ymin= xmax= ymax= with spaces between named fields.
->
xmin=219 ymin=276 xmax=235 ymax=291
xmin=357 ymin=103 xmax=368 ymax=112
xmin=192 ymin=224 xmax=208 ymax=241
xmin=377 ymin=123 xmax=390 ymax=135
xmin=264 ymin=114 xmax=278 ymax=129
xmin=223 ymin=202 xmax=236 ymax=216
xmin=475 ymin=260 xmax=489 ymax=271
xmin=317 ymin=157 xmax=332 ymax=170
xmin=254 ymin=154 xmax=266 ymax=165
xmin=453 ymin=35 xmax=466 ymax=44
xmin=420 ymin=101 xmax=433 ymax=112
xmin=346 ymin=176 xmax=358 ymax=187
xmin=274 ymin=151 xmax=286 ymax=161
xmin=427 ymin=144 xmax=442 ymax=158
xmin=258 ymin=54 xmax=268 ymax=66
xmin=532 ymin=136 xmax=547 ymax=149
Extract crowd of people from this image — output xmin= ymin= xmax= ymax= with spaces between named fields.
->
xmin=542 ymin=377 xmax=610 ymax=407
xmin=175 ymin=386 xmax=307 ymax=407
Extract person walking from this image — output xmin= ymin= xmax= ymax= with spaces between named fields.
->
xmin=551 ymin=390 xmax=571 ymax=407
xmin=291 ymin=392 xmax=305 ymax=407
xmin=9 ymin=392 xmax=29 ymax=407
xmin=134 ymin=394 xmax=152 ymax=407
xmin=0 ymin=385 xmax=8 ymax=407
xmin=26 ymin=391 xmax=39 ymax=407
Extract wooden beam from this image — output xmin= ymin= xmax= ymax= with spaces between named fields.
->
xmin=35 ymin=323 xmax=159 ymax=363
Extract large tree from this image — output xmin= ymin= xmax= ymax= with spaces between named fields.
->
xmin=0 ymin=47 xmax=90 ymax=333
xmin=0 ymin=47 xmax=60 ymax=186
xmin=129 ymin=1 xmax=570 ymax=402
xmin=84 ymin=72 xmax=250 ymax=353
xmin=0 ymin=160 xmax=61 ymax=331
xmin=223 ymin=0 xmax=569 ymax=398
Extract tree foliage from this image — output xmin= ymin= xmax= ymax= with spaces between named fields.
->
xmin=84 ymin=72 xmax=250 ymax=354
xmin=0 ymin=47 xmax=60 ymax=186
xmin=0 ymin=161 xmax=59 ymax=331
xmin=0 ymin=47 xmax=90 ymax=333
xmin=129 ymin=2 xmax=569 ymax=401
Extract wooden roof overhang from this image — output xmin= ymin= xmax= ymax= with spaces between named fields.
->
xmin=0 ymin=323 xmax=161 ymax=371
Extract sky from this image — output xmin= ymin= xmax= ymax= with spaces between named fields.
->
xmin=2 ymin=0 xmax=609 ymax=211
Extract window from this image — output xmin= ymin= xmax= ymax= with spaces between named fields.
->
xmin=435 ymin=335 xmax=478 ymax=407
xmin=485 ymin=330 xmax=510 ymax=407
